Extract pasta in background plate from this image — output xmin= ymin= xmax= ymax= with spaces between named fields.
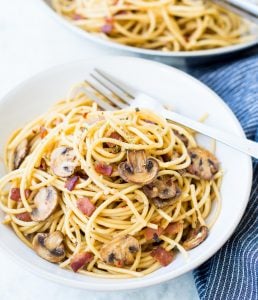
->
xmin=51 ymin=0 xmax=252 ymax=51
xmin=0 ymin=82 xmax=222 ymax=278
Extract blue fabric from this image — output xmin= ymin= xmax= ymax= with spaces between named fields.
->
xmin=187 ymin=54 xmax=258 ymax=300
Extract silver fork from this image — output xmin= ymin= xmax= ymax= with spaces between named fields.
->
xmin=82 ymin=68 xmax=258 ymax=159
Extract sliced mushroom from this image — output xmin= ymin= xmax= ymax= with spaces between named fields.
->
xmin=143 ymin=176 xmax=181 ymax=208
xmin=50 ymin=146 xmax=78 ymax=177
xmin=143 ymin=176 xmax=177 ymax=199
xmin=187 ymin=147 xmax=219 ymax=180
xmin=13 ymin=139 xmax=29 ymax=170
xmin=31 ymin=186 xmax=59 ymax=222
xmin=151 ymin=196 xmax=180 ymax=209
xmin=100 ymin=235 xmax=140 ymax=267
xmin=118 ymin=150 xmax=159 ymax=184
xmin=182 ymin=226 xmax=208 ymax=250
xmin=32 ymin=231 xmax=65 ymax=263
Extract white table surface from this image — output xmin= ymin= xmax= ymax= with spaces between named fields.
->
xmin=0 ymin=1 xmax=199 ymax=299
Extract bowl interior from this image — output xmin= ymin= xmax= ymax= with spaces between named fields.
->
xmin=0 ymin=57 xmax=252 ymax=290
xmin=41 ymin=0 xmax=258 ymax=60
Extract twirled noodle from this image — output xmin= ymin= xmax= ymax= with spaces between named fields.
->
xmin=0 ymin=82 xmax=222 ymax=277
xmin=51 ymin=0 xmax=253 ymax=51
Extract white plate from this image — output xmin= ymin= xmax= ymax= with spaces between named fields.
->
xmin=0 ymin=56 xmax=252 ymax=291
xmin=40 ymin=0 xmax=258 ymax=65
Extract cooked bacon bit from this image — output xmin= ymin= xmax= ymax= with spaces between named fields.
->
xmin=73 ymin=14 xmax=84 ymax=20
xmin=77 ymin=197 xmax=96 ymax=217
xmin=70 ymin=252 xmax=94 ymax=272
xmin=144 ymin=227 xmax=164 ymax=241
xmin=83 ymin=112 xmax=88 ymax=118
xmin=10 ymin=188 xmax=21 ymax=201
xmin=11 ymin=188 xmax=32 ymax=201
xmin=65 ymin=175 xmax=79 ymax=191
xmin=24 ymin=189 xmax=31 ymax=199
xmin=32 ymin=129 xmax=37 ymax=134
xmin=151 ymin=247 xmax=174 ymax=266
xmin=142 ymin=119 xmax=157 ymax=125
xmin=116 ymin=260 xmax=123 ymax=267
xmin=16 ymin=212 xmax=32 ymax=222
xmin=105 ymin=17 xmax=113 ymax=24
xmin=101 ymin=24 xmax=113 ymax=34
xmin=38 ymin=158 xmax=47 ymax=171
xmin=39 ymin=126 xmax=48 ymax=139
xmin=106 ymin=132 xmax=123 ymax=148
xmin=95 ymin=162 xmax=113 ymax=176
xmin=165 ymin=222 xmax=183 ymax=235
xmin=75 ymin=170 xmax=88 ymax=180
xmin=185 ymin=35 xmax=190 ymax=42
xmin=161 ymin=153 xmax=171 ymax=162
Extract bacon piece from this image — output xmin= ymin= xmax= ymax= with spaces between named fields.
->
xmin=73 ymin=14 xmax=84 ymax=20
xmin=161 ymin=153 xmax=171 ymax=162
xmin=24 ymin=189 xmax=31 ymax=199
xmin=106 ymin=132 xmax=123 ymax=148
xmin=77 ymin=197 xmax=96 ymax=217
xmin=142 ymin=119 xmax=157 ymax=125
xmin=65 ymin=175 xmax=79 ymax=191
xmin=105 ymin=17 xmax=113 ymax=24
xmin=95 ymin=162 xmax=113 ymax=176
xmin=10 ymin=188 xmax=21 ymax=201
xmin=101 ymin=24 xmax=113 ymax=34
xmin=75 ymin=170 xmax=88 ymax=180
xmin=38 ymin=158 xmax=47 ymax=171
xmin=39 ymin=126 xmax=48 ymax=139
xmin=165 ymin=222 xmax=183 ymax=236
xmin=144 ymin=227 xmax=164 ymax=241
xmin=70 ymin=252 xmax=94 ymax=272
xmin=16 ymin=212 xmax=32 ymax=222
xmin=10 ymin=188 xmax=31 ymax=201
xmin=151 ymin=247 xmax=174 ymax=266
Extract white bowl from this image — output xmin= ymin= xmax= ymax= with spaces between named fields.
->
xmin=0 ymin=57 xmax=252 ymax=290
xmin=40 ymin=0 xmax=258 ymax=65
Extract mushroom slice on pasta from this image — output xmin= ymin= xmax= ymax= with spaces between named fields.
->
xmin=100 ymin=235 xmax=140 ymax=267
xmin=31 ymin=186 xmax=59 ymax=222
xmin=187 ymin=147 xmax=219 ymax=180
xmin=118 ymin=150 xmax=159 ymax=184
xmin=50 ymin=146 xmax=79 ymax=177
xmin=183 ymin=226 xmax=208 ymax=250
xmin=13 ymin=139 xmax=29 ymax=170
xmin=33 ymin=231 xmax=65 ymax=263
xmin=143 ymin=176 xmax=181 ymax=208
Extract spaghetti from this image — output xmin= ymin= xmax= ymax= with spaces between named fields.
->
xmin=51 ymin=0 xmax=252 ymax=51
xmin=0 ymin=82 xmax=222 ymax=278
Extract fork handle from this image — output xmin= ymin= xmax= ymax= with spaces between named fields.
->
xmin=160 ymin=109 xmax=258 ymax=159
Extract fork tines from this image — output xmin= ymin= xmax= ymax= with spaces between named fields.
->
xmin=83 ymin=69 xmax=136 ymax=111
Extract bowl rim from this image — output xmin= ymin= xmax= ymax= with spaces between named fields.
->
xmin=0 ymin=56 xmax=253 ymax=291
xmin=39 ymin=0 xmax=258 ymax=58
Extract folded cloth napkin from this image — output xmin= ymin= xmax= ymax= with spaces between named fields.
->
xmin=188 ymin=54 xmax=258 ymax=300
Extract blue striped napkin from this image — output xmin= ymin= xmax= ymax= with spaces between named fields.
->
xmin=188 ymin=54 xmax=258 ymax=300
